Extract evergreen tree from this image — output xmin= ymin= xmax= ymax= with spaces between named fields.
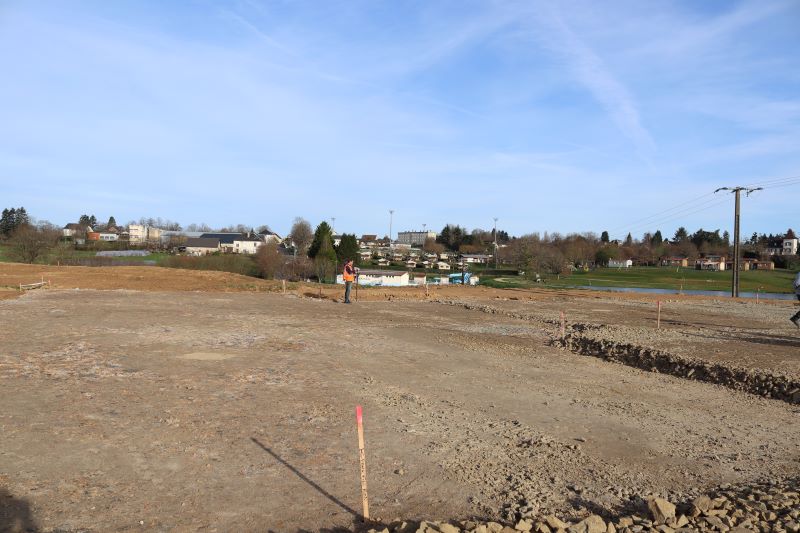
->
xmin=624 ymin=233 xmax=633 ymax=246
xmin=673 ymin=227 xmax=689 ymax=242
xmin=107 ymin=216 xmax=117 ymax=228
xmin=16 ymin=207 xmax=29 ymax=227
xmin=313 ymin=234 xmax=338 ymax=282
xmin=0 ymin=208 xmax=10 ymax=236
xmin=651 ymin=230 xmax=663 ymax=245
xmin=308 ymin=221 xmax=335 ymax=259
xmin=436 ymin=225 xmax=451 ymax=247
xmin=600 ymin=231 xmax=609 ymax=243
xmin=336 ymin=234 xmax=359 ymax=263
xmin=79 ymin=214 xmax=92 ymax=226
xmin=89 ymin=215 xmax=97 ymax=227
xmin=0 ymin=207 xmax=28 ymax=236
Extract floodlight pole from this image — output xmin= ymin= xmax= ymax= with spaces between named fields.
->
xmin=389 ymin=210 xmax=394 ymax=244
xmin=493 ymin=217 xmax=498 ymax=270
xmin=715 ymin=186 xmax=762 ymax=297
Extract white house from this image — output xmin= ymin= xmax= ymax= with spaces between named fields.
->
xmin=62 ymin=223 xmax=91 ymax=238
xmin=128 ymin=224 xmax=162 ymax=244
xmin=261 ymin=231 xmax=281 ymax=245
xmin=766 ymin=236 xmax=799 ymax=256
xmin=98 ymin=233 xmax=119 ymax=241
xmin=233 ymin=236 xmax=263 ymax=254
xmin=377 ymin=258 xmax=390 ymax=266
xmin=336 ymin=270 xmax=410 ymax=287
xmin=608 ymin=259 xmax=633 ymax=268
xmin=461 ymin=254 xmax=492 ymax=264
xmin=696 ymin=257 xmax=726 ymax=271
xmin=185 ymin=237 xmax=220 ymax=255
xmin=405 ymin=260 xmax=417 ymax=268
xmin=436 ymin=261 xmax=451 ymax=270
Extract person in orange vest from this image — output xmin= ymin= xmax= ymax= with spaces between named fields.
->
xmin=343 ymin=259 xmax=357 ymax=304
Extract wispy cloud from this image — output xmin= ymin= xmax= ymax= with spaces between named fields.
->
xmin=530 ymin=4 xmax=657 ymax=161
xmin=0 ymin=0 xmax=797 ymax=236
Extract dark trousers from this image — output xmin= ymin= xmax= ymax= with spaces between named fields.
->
xmin=792 ymin=294 xmax=800 ymax=322
xmin=344 ymin=281 xmax=353 ymax=303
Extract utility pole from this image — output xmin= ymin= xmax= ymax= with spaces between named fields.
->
xmin=331 ymin=217 xmax=335 ymax=234
xmin=715 ymin=186 xmax=762 ymax=297
xmin=493 ymin=217 xmax=499 ymax=269
xmin=389 ymin=210 xmax=394 ymax=245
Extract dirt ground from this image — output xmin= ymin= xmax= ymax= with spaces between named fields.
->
xmin=1 ymin=264 xmax=799 ymax=532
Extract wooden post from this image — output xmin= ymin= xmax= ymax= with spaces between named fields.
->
xmin=355 ymin=405 xmax=369 ymax=521
xmin=560 ymin=311 xmax=565 ymax=339
xmin=657 ymin=301 xmax=662 ymax=329
xmin=282 ymin=279 xmax=286 ymax=294
xmin=355 ymin=275 xmax=359 ymax=302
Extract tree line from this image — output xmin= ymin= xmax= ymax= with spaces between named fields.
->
xmin=255 ymin=218 xmax=360 ymax=282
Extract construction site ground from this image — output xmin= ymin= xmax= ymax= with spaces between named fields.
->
xmin=1 ymin=264 xmax=798 ymax=532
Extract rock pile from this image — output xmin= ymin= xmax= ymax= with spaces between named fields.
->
xmin=558 ymin=329 xmax=800 ymax=404
xmin=358 ymin=479 xmax=799 ymax=533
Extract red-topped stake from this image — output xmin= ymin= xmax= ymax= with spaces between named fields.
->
xmin=356 ymin=405 xmax=369 ymax=520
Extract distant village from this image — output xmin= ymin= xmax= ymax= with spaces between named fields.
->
xmin=59 ymin=221 xmax=488 ymax=287
xmin=63 ymin=217 xmax=799 ymax=278
xmin=1 ymin=207 xmax=797 ymax=286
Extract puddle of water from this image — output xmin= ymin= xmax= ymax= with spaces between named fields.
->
xmin=178 ymin=352 xmax=236 ymax=361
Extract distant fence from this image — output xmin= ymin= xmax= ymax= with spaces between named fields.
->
xmin=19 ymin=279 xmax=50 ymax=291
xmin=95 ymin=250 xmax=150 ymax=257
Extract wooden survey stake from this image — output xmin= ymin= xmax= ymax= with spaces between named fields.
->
xmin=356 ymin=405 xmax=369 ymax=520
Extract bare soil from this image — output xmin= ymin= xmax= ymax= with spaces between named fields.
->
xmin=0 ymin=264 xmax=798 ymax=532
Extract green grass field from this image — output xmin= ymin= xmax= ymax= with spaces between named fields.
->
xmin=0 ymin=244 xmax=167 ymax=265
xmin=483 ymin=266 xmax=797 ymax=294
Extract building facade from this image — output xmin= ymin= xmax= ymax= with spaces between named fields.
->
xmin=396 ymin=230 xmax=437 ymax=246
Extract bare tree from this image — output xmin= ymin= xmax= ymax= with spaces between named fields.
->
xmin=423 ymin=237 xmax=444 ymax=254
xmin=289 ymin=217 xmax=313 ymax=256
xmin=255 ymin=242 xmax=285 ymax=279
xmin=7 ymin=225 xmax=60 ymax=264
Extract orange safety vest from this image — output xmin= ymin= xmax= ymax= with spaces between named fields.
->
xmin=343 ymin=264 xmax=355 ymax=282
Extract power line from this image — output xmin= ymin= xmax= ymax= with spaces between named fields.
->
xmin=616 ymin=197 xmax=730 ymax=239
xmin=606 ymin=191 xmax=717 ymax=234
xmin=743 ymin=175 xmax=800 ymax=188
xmin=610 ymin=174 xmax=800 ymax=239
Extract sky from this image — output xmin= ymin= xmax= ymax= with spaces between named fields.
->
xmin=1 ymin=0 xmax=799 ymax=240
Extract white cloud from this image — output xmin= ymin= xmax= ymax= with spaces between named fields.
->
xmin=529 ymin=4 xmax=656 ymax=161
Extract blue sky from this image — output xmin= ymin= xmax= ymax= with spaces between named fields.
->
xmin=1 ymin=0 xmax=799 ymax=239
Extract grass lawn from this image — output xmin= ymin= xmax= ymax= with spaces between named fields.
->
xmin=0 ymin=245 xmax=168 ymax=265
xmin=484 ymin=266 xmax=797 ymax=294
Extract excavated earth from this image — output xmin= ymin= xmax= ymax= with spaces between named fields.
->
xmin=0 ymin=265 xmax=799 ymax=532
